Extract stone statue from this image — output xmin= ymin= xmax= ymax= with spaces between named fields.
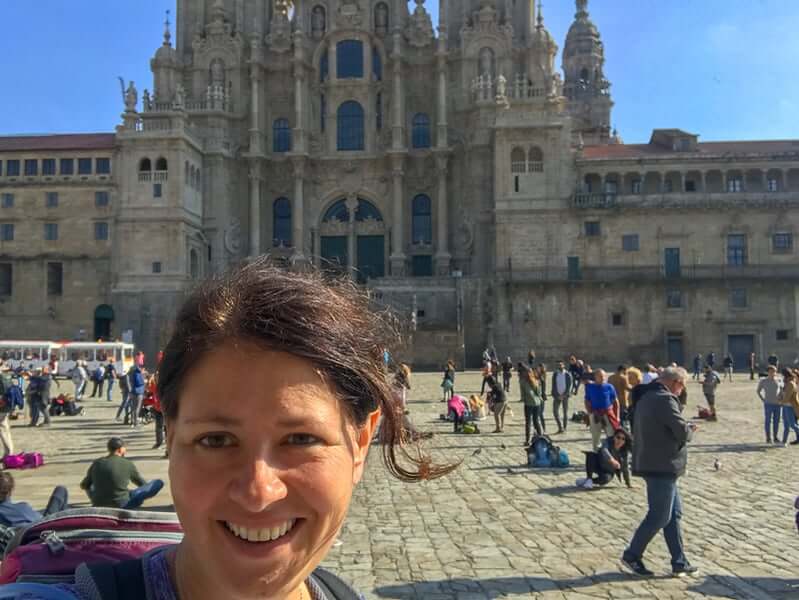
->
xmin=479 ymin=47 xmax=494 ymax=78
xmin=124 ymin=81 xmax=138 ymax=112
xmin=142 ymin=89 xmax=151 ymax=111
xmin=375 ymin=2 xmax=389 ymax=33
xmin=311 ymin=6 xmax=326 ymax=37
xmin=210 ymin=59 xmax=225 ymax=87
xmin=496 ymin=73 xmax=507 ymax=98
xmin=174 ymin=83 xmax=185 ymax=108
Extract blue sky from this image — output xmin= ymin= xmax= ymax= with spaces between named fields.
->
xmin=1 ymin=0 xmax=797 ymax=143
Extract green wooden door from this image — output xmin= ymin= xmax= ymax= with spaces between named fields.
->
xmin=321 ymin=236 xmax=348 ymax=275
xmin=356 ymin=236 xmax=385 ymax=283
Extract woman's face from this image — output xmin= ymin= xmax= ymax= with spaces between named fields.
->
xmin=613 ymin=434 xmax=626 ymax=450
xmin=167 ymin=342 xmax=379 ymax=598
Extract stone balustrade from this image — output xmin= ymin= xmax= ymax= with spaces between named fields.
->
xmin=572 ymin=191 xmax=799 ymax=210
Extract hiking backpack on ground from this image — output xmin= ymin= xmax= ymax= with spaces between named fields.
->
xmin=527 ymin=435 xmax=569 ymax=468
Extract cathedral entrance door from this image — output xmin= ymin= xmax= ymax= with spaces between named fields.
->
xmin=356 ymin=236 xmax=385 ymax=283
xmin=321 ymin=236 xmax=348 ymax=274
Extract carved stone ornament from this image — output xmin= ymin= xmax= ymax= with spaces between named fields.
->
xmin=320 ymin=221 xmax=350 ymax=236
xmin=405 ymin=0 xmax=434 ymax=48
xmin=455 ymin=210 xmax=475 ymax=255
xmin=356 ymin=218 xmax=386 ymax=235
xmin=461 ymin=2 xmax=513 ymax=45
xmin=266 ymin=9 xmax=293 ymax=53
xmin=192 ymin=7 xmax=244 ymax=60
xmin=224 ymin=217 xmax=243 ymax=256
xmin=336 ymin=0 xmax=363 ymax=29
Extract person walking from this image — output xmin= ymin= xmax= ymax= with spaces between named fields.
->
xmin=103 ymin=357 xmax=117 ymax=402
xmin=551 ymin=361 xmax=573 ymax=434
xmin=609 ymin=365 xmax=633 ymax=428
xmin=536 ymin=364 xmax=548 ymax=433
xmin=480 ymin=359 xmax=493 ymax=395
xmin=490 ymin=378 xmax=508 ymax=434
xmin=778 ymin=371 xmax=799 ymax=446
xmin=722 ymin=354 xmax=734 ymax=382
xmin=89 ymin=364 xmax=105 ymax=398
xmin=71 ymin=360 xmax=88 ymax=401
xmin=692 ymin=354 xmax=702 ymax=380
xmin=27 ymin=368 xmax=51 ymax=428
xmin=569 ymin=356 xmax=585 ymax=395
xmin=584 ymin=369 xmax=619 ymax=450
xmin=0 ymin=376 xmax=15 ymax=458
xmin=128 ymin=362 xmax=146 ymax=428
xmin=621 ymin=366 xmax=698 ymax=578
xmin=757 ymin=366 xmax=783 ymax=444
xmin=748 ymin=352 xmax=757 ymax=381
xmin=701 ymin=366 xmax=721 ymax=420
xmin=115 ymin=367 xmax=131 ymax=424
xmin=705 ymin=352 xmax=716 ymax=370
xmin=501 ymin=356 xmax=513 ymax=392
xmin=80 ymin=437 xmax=164 ymax=509
xmin=519 ymin=363 xmax=543 ymax=445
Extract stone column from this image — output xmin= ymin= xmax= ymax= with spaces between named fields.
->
xmin=249 ymin=33 xmax=264 ymax=155
xmin=701 ymin=171 xmax=707 ymax=193
xmin=346 ymin=194 xmax=358 ymax=278
xmin=723 ymin=171 xmax=729 ymax=193
xmin=436 ymin=4 xmax=448 ymax=148
xmin=783 ymin=168 xmax=789 ymax=191
xmin=679 ymin=172 xmax=685 ymax=193
xmin=293 ymin=30 xmax=306 ymax=152
xmin=391 ymin=30 xmax=405 ymax=150
xmin=389 ymin=153 xmax=406 ymax=276
xmin=248 ymin=160 xmax=262 ymax=256
xmin=434 ymin=152 xmax=451 ymax=275
xmin=291 ymin=157 xmax=306 ymax=260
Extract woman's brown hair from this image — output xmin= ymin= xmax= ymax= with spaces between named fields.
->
xmin=156 ymin=258 xmax=455 ymax=482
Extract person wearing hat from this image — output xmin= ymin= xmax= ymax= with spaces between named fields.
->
xmin=79 ymin=437 xmax=164 ymax=509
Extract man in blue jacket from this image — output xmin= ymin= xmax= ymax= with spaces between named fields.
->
xmin=0 ymin=472 xmax=68 ymax=527
xmin=621 ymin=366 xmax=698 ymax=578
xmin=128 ymin=364 xmax=146 ymax=428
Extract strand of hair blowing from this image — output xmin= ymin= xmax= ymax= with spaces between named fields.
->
xmin=157 ymin=257 xmax=458 ymax=482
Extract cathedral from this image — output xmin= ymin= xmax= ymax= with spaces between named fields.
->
xmin=1 ymin=0 xmax=798 ymax=369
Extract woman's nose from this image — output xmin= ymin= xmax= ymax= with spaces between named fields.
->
xmin=229 ymin=457 xmax=288 ymax=513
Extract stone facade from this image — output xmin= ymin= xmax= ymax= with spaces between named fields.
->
xmin=2 ymin=0 xmax=799 ymax=369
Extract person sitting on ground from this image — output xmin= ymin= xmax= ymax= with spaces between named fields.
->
xmin=468 ymin=393 xmax=486 ymax=420
xmin=448 ymin=394 xmax=468 ymax=433
xmin=702 ymin=366 xmax=721 ymax=420
xmin=0 ymin=471 xmax=69 ymax=527
xmin=79 ymin=437 xmax=164 ymax=509
xmin=577 ymin=428 xmax=632 ymax=490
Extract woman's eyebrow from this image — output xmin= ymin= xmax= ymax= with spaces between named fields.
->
xmin=182 ymin=415 xmax=243 ymax=427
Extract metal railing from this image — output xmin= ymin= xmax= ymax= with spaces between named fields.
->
xmin=499 ymin=264 xmax=799 ymax=283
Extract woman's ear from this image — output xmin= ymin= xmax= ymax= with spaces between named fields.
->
xmin=352 ymin=408 xmax=381 ymax=485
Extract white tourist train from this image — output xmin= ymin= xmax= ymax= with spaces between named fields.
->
xmin=0 ymin=340 xmax=136 ymax=378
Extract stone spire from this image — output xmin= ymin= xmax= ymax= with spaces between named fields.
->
xmin=576 ymin=0 xmax=588 ymax=17
xmin=163 ymin=10 xmax=172 ymax=47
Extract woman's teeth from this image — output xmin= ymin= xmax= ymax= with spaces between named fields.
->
xmin=225 ymin=519 xmax=297 ymax=543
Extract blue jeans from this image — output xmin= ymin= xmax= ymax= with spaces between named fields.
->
xmin=782 ymin=406 xmax=799 ymax=443
xmin=764 ymin=404 xmax=781 ymax=440
xmin=105 ymin=378 xmax=115 ymax=402
xmin=123 ymin=479 xmax=164 ymax=509
xmin=624 ymin=476 xmax=687 ymax=569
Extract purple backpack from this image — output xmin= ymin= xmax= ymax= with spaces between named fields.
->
xmin=0 ymin=508 xmax=182 ymax=584
xmin=2 ymin=452 xmax=44 ymax=470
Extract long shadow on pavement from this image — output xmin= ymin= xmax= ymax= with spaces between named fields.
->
xmin=689 ymin=575 xmax=799 ymax=599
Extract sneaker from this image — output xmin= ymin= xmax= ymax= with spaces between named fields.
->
xmin=672 ymin=564 xmax=699 ymax=578
xmin=582 ymin=479 xmax=594 ymax=489
xmin=790 ymin=439 xmax=799 ymax=445
xmin=766 ymin=437 xmax=772 ymax=444
xmin=620 ymin=557 xmax=654 ymax=577
xmin=575 ymin=477 xmax=587 ymax=487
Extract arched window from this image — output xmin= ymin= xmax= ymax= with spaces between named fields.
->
xmin=374 ymin=2 xmax=389 ymax=34
xmin=355 ymin=199 xmax=383 ymax=222
xmin=273 ymin=197 xmax=292 ymax=247
xmin=376 ymin=93 xmax=383 ymax=130
xmin=196 ymin=169 xmax=201 ymax=189
xmin=189 ymin=249 xmax=199 ymax=279
xmin=511 ymin=148 xmax=526 ymax=173
xmin=336 ymin=40 xmax=364 ymax=79
xmin=273 ymin=118 xmax=292 ymax=153
xmin=320 ymin=94 xmax=326 ymax=132
xmin=372 ymin=47 xmax=382 ymax=81
xmin=155 ymin=157 xmax=168 ymax=171
xmin=528 ymin=146 xmax=544 ymax=172
xmin=411 ymin=113 xmax=431 ymax=149
xmin=337 ymin=101 xmax=365 ymax=151
xmin=189 ymin=165 xmax=195 ymax=188
xmin=139 ymin=158 xmax=152 ymax=172
xmin=320 ymin=50 xmax=329 ymax=83
xmin=412 ymin=194 xmax=432 ymax=244
xmin=184 ymin=161 xmax=190 ymax=184
xmin=323 ymin=199 xmax=349 ymax=223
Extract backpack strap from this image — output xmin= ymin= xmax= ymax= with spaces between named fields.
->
xmin=84 ymin=559 xmax=147 ymax=600
xmin=311 ymin=567 xmax=361 ymax=600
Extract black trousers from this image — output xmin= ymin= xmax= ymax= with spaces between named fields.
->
xmin=584 ymin=452 xmax=613 ymax=486
xmin=524 ymin=404 xmax=543 ymax=444
xmin=154 ymin=411 xmax=165 ymax=447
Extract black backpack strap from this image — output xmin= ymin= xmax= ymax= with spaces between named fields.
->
xmin=84 ymin=559 xmax=147 ymax=600
xmin=311 ymin=567 xmax=361 ymax=600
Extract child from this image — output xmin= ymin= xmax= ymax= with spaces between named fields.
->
xmin=441 ymin=360 xmax=455 ymax=402
xmin=447 ymin=394 xmax=468 ymax=433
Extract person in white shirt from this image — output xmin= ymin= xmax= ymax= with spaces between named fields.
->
xmin=550 ymin=361 xmax=573 ymax=433
xmin=641 ymin=365 xmax=659 ymax=385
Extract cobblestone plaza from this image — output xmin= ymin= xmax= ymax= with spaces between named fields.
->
xmin=8 ymin=370 xmax=798 ymax=599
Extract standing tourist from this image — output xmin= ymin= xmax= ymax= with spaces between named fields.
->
xmin=749 ymin=352 xmax=757 ymax=381
xmin=490 ymin=378 xmax=508 ymax=434
xmin=501 ymin=356 xmax=513 ymax=392
xmin=701 ymin=366 xmax=721 ymax=420
xmin=128 ymin=362 xmax=146 ymax=428
xmin=584 ymin=369 xmax=619 ymax=450
xmin=692 ymin=354 xmax=702 ymax=380
xmin=551 ymin=360 xmax=573 ymax=434
xmin=89 ymin=364 xmax=105 ymax=398
xmin=767 ymin=352 xmax=779 ymax=370
xmin=393 ymin=363 xmax=411 ymax=412
xmin=103 ymin=357 xmax=117 ymax=402
xmin=537 ymin=363 xmax=548 ymax=432
xmin=27 ymin=368 xmax=51 ymax=428
xmin=706 ymin=352 xmax=716 ymax=370
xmin=778 ymin=371 xmax=799 ymax=446
xmin=609 ymin=365 xmax=633 ymax=428
xmin=519 ymin=363 xmax=544 ymax=445
xmin=622 ymin=366 xmax=698 ymax=577
xmin=527 ymin=349 xmax=536 ymax=368
xmin=71 ymin=360 xmax=88 ymax=401
xmin=114 ymin=367 xmax=131 ymax=424
xmin=568 ymin=355 xmax=583 ymax=394
xmin=441 ymin=360 xmax=455 ymax=402
xmin=722 ymin=354 xmax=734 ymax=382
xmin=757 ymin=366 xmax=783 ymax=444
xmin=0 ymin=375 xmax=16 ymax=458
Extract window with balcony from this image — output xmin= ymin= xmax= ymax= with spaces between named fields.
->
xmin=45 ymin=192 xmax=58 ymax=207
xmin=412 ymin=194 xmax=432 ymax=244
xmin=42 ymin=159 xmax=55 ymax=175
xmin=95 ymin=191 xmax=110 ymax=207
xmin=411 ymin=113 xmax=431 ymax=149
xmin=47 ymin=262 xmax=63 ymax=296
xmin=584 ymin=221 xmax=601 ymax=237
xmin=24 ymin=159 xmax=38 ymax=176
xmin=337 ymin=101 xmax=365 ymax=151
xmin=336 ymin=40 xmax=364 ymax=79
xmin=727 ymin=177 xmax=743 ymax=192
xmin=94 ymin=222 xmax=109 ymax=241
xmin=0 ymin=264 xmax=11 ymax=296
xmin=622 ymin=234 xmax=639 ymax=252
xmin=767 ymin=178 xmax=779 ymax=192
xmin=96 ymin=158 xmax=111 ymax=174
xmin=60 ymin=158 xmax=74 ymax=175
xmin=685 ymin=180 xmax=696 ymax=192
xmin=663 ymin=179 xmax=673 ymax=193
xmin=273 ymin=118 xmax=292 ymax=153
xmin=727 ymin=234 xmax=747 ymax=266
xmin=772 ymin=232 xmax=793 ymax=253
xmin=730 ymin=288 xmax=747 ymax=309
xmin=1 ymin=194 xmax=14 ymax=208
xmin=631 ymin=180 xmax=642 ymax=194
xmin=6 ymin=160 xmax=19 ymax=177
xmin=78 ymin=158 xmax=92 ymax=175
xmin=44 ymin=223 xmax=58 ymax=241
xmin=152 ymin=261 xmax=162 ymax=274
xmin=0 ymin=224 xmax=14 ymax=241
xmin=666 ymin=289 xmax=683 ymax=308
xmin=604 ymin=181 xmax=618 ymax=194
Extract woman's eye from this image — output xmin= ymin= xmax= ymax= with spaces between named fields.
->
xmin=286 ymin=433 xmax=321 ymax=446
xmin=198 ymin=434 xmax=235 ymax=448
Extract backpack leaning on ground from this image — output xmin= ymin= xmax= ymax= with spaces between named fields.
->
xmin=527 ymin=435 xmax=569 ymax=468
